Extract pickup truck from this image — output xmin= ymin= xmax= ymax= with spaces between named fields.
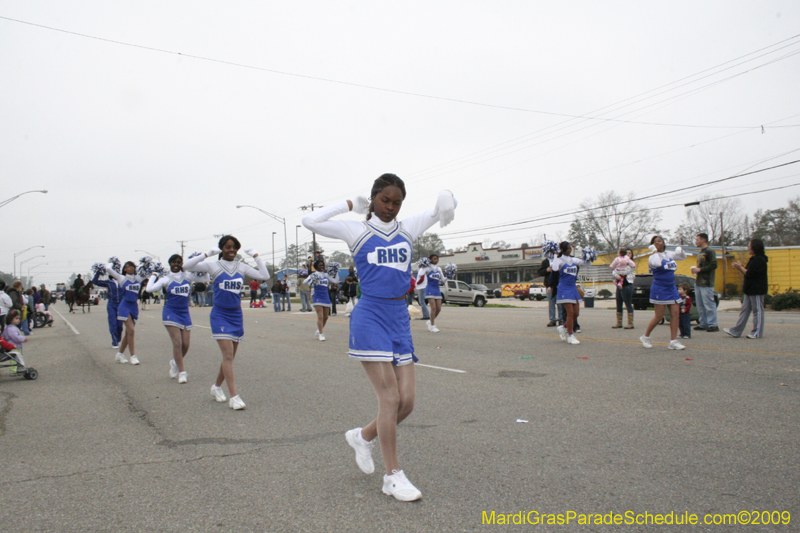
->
xmin=440 ymin=280 xmax=487 ymax=307
xmin=513 ymin=283 xmax=546 ymax=301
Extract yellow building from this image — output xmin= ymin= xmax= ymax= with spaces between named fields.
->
xmin=596 ymin=246 xmax=799 ymax=295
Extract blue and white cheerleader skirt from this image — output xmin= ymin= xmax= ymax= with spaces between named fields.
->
xmin=424 ymin=281 xmax=442 ymax=300
xmin=312 ymin=286 xmax=332 ymax=308
xmin=209 ymin=305 xmax=244 ymax=342
xmin=349 ymin=295 xmax=418 ymax=366
xmin=117 ymin=300 xmax=139 ymax=322
xmin=162 ymin=306 xmax=193 ymax=330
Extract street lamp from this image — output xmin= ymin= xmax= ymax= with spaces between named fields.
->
xmin=134 ymin=250 xmax=161 ymax=261
xmin=236 ymin=205 xmax=288 ymax=279
xmin=13 ymin=245 xmax=44 ymax=279
xmin=27 ymin=263 xmax=48 ymax=284
xmin=0 ymin=189 xmax=48 ymax=209
xmin=19 ymin=255 xmax=45 ymax=283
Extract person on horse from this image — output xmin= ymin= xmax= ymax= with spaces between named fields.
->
xmin=73 ymin=274 xmax=85 ymax=292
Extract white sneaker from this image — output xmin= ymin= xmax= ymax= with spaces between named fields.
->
xmin=169 ymin=359 xmax=179 ymax=379
xmin=668 ymin=341 xmax=686 ymax=350
xmin=211 ymin=386 xmax=227 ymax=402
xmin=640 ymin=335 xmax=652 ymax=349
xmin=129 ymin=355 xmax=140 ymax=365
xmin=112 ymin=344 xmax=119 ymax=349
xmin=567 ymin=335 xmax=580 ymax=345
xmin=746 ymin=333 xmax=758 ymax=339
xmin=315 ymin=330 xmax=320 ymax=338
xmin=229 ymin=395 xmax=246 ymax=410
xmin=430 ymin=325 xmax=440 ymax=333
xmin=723 ymin=328 xmax=737 ymax=338
xmin=557 ymin=325 xmax=567 ymax=341
xmin=345 ymin=428 xmax=375 ymax=474
xmin=319 ymin=333 xmax=326 ymax=341
xmin=382 ymin=470 xmax=422 ymax=502
xmin=177 ymin=371 xmax=188 ymax=384
xmin=426 ymin=320 xmax=431 ymax=328
xmin=115 ymin=353 xmax=128 ymax=364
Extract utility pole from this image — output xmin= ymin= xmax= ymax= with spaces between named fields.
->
xmin=177 ymin=240 xmax=187 ymax=258
xmin=719 ymin=212 xmax=726 ymax=299
xmin=299 ymin=204 xmax=322 ymax=254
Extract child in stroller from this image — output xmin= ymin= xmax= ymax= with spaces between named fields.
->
xmin=33 ymin=302 xmax=54 ymax=328
xmin=1 ymin=311 xmax=38 ymax=379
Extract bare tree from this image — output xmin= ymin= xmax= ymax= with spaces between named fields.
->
xmin=568 ymin=191 xmax=662 ymax=251
xmin=673 ymin=195 xmax=748 ymax=246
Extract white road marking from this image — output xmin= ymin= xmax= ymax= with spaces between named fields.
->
xmin=52 ymin=307 xmax=80 ymax=335
xmin=416 ymin=363 xmax=466 ymax=373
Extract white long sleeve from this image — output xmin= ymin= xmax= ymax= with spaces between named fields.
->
xmin=301 ymin=191 xmax=458 ymax=248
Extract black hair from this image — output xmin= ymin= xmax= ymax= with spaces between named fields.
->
xmin=123 ymin=261 xmax=136 ymax=273
xmin=0 ymin=281 xmax=5 ymax=290
xmin=168 ymin=254 xmax=183 ymax=264
xmin=558 ymin=241 xmax=571 ymax=258
xmin=650 ymin=235 xmax=664 ymax=245
xmin=218 ymin=235 xmax=241 ymax=251
xmin=696 ymin=232 xmax=709 ymax=242
xmin=429 ymin=254 xmax=439 ymax=260
xmin=618 ymin=248 xmax=627 ymax=257
xmin=313 ymin=259 xmax=325 ymax=271
xmin=367 ymin=173 xmax=407 ymax=221
xmin=750 ymin=238 xmax=765 ymax=255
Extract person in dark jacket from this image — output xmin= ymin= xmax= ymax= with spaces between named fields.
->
xmin=724 ymin=238 xmax=769 ymax=339
xmin=538 ymin=257 xmax=558 ymax=326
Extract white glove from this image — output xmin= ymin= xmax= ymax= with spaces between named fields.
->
xmin=432 ymin=190 xmax=457 ymax=228
xmin=243 ymin=247 xmax=258 ymax=257
xmin=675 ymin=246 xmax=683 ymax=255
xmin=351 ymin=196 xmax=370 ymax=215
xmin=207 ymin=247 xmax=221 ymax=257
xmin=648 ymin=244 xmax=657 ymax=253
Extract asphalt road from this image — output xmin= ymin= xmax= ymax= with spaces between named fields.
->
xmin=1 ymin=300 xmax=798 ymax=532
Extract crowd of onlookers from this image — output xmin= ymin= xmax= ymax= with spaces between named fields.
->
xmin=0 ymin=280 xmax=53 ymax=352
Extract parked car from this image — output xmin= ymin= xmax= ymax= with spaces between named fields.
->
xmin=631 ymin=274 xmax=718 ymax=323
xmin=513 ymin=283 xmax=546 ymax=300
xmin=442 ymin=280 xmax=487 ymax=307
xmin=470 ymin=284 xmax=501 ymax=299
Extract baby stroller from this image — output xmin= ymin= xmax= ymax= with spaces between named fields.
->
xmin=0 ymin=338 xmax=38 ymax=380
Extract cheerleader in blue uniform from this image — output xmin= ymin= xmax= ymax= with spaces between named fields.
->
xmin=303 ymin=259 xmax=333 ymax=341
xmin=92 ymin=258 xmax=124 ymax=349
xmin=549 ymin=242 xmax=593 ymax=345
xmin=182 ymin=236 xmax=269 ymax=410
xmin=641 ymin=236 xmax=687 ymax=350
xmin=416 ymin=255 xmax=444 ymax=332
xmin=107 ymin=261 xmax=146 ymax=365
xmin=303 ymin=173 xmax=457 ymax=502
xmin=146 ymin=254 xmax=196 ymax=384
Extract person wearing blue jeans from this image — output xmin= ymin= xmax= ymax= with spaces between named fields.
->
xmin=691 ymin=233 xmax=719 ymax=332
xmin=282 ymin=279 xmax=292 ymax=311
xmin=414 ymin=262 xmax=430 ymax=320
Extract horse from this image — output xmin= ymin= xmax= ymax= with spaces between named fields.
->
xmin=65 ymin=281 xmax=94 ymax=313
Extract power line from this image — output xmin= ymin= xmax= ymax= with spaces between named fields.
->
xmin=2 ymin=14 xmax=797 ymax=129
xmin=439 ymin=159 xmax=800 ymax=238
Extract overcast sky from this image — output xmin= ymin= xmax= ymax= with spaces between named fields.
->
xmin=2 ymin=1 xmax=799 ymax=287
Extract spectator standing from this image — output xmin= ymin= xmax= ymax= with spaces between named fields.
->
xmin=297 ymin=273 xmax=312 ymax=312
xmin=538 ymin=257 xmax=557 ymax=327
xmin=195 ymin=280 xmax=207 ymax=307
xmin=249 ymin=279 xmax=260 ymax=307
xmin=282 ymin=277 xmax=293 ymax=311
xmin=406 ymin=274 xmax=416 ymax=306
xmin=0 ymin=281 xmax=13 ymax=333
xmin=271 ymin=279 xmax=283 ymax=312
xmin=259 ymin=280 xmax=269 ymax=302
xmin=725 ymin=238 xmax=769 ymax=339
xmin=690 ymin=233 xmax=719 ymax=332
xmin=610 ymin=248 xmax=637 ymax=329
xmin=40 ymin=284 xmax=51 ymax=311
